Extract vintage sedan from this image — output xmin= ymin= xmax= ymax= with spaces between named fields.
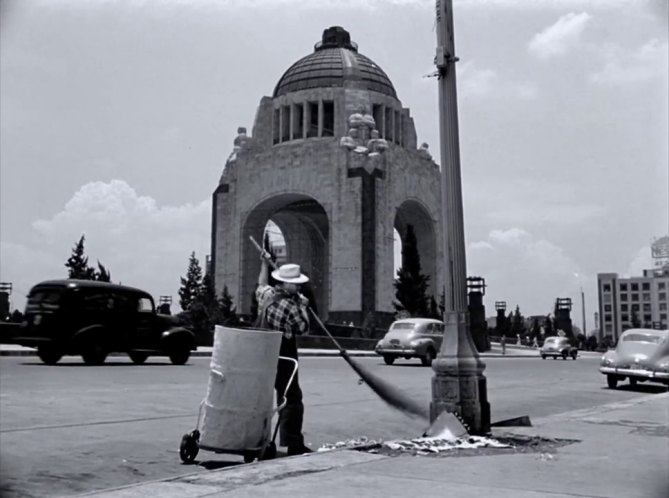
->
xmin=375 ymin=318 xmax=444 ymax=366
xmin=540 ymin=336 xmax=578 ymax=360
xmin=600 ymin=328 xmax=669 ymax=389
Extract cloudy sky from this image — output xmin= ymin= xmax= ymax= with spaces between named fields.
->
xmin=1 ymin=0 xmax=667 ymax=329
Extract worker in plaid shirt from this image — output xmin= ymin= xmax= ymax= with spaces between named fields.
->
xmin=257 ymin=257 xmax=313 ymax=456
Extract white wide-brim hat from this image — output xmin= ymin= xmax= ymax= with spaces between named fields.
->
xmin=272 ymin=263 xmax=309 ymax=284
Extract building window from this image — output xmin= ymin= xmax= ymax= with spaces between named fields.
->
xmin=660 ymin=303 xmax=667 ymax=311
xmin=372 ymin=104 xmax=383 ymax=136
xmin=281 ymin=105 xmax=290 ymax=142
xmin=631 ymin=293 xmax=639 ymax=301
xmin=642 ymin=293 xmax=651 ymax=302
xmin=385 ymin=107 xmax=393 ymax=142
xmin=632 ymin=304 xmax=640 ymax=311
xmin=292 ymin=103 xmax=304 ymax=140
xmin=603 ymin=284 xmax=611 ymax=292
xmin=631 ymin=283 xmax=639 ymax=291
xmin=273 ymin=108 xmax=280 ymax=145
xmin=621 ymin=314 xmax=629 ymax=322
xmin=642 ymin=282 xmax=650 ymax=291
xmin=644 ymin=314 xmax=652 ymax=322
xmin=604 ymin=314 xmax=612 ymax=322
xmin=661 ymin=313 xmax=668 ymax=320
xmin=322 ymin=101 xmax=334 ymax=137
xmin=620 ymin=283 xmax=627 ymax=291
xmin=394 ymin=110 xmax=401 ymax=145
xmin=660 ymin=292 xmax=667 ymax=301
xmin=643 ymin=303 xmax=651 ymax=312
xmin=621 ymin=304 xmax=628 ymax=312
xmin=620 ymin=294 xmax=627 ymax=302
xmin=604 ymin=304 xmax=612 ymax=312
xmin=307 ymin=102 xmax=318 ymax=138
xmin=659 ymin=282 xmax=666 ymax=290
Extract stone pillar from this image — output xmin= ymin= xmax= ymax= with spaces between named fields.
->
xmin=430 ymin=0 xmax=490 ymax=435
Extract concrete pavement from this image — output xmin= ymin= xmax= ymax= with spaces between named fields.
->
xmin=75 ymin=390 xmax=668 ymax=498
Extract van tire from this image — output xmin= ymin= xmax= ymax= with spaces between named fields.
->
xmin=169 ymin=348 xmax=190 ymax=365
xmin=383 ymin=355 xmax=396 ymax=365
xmin=82 ymin=344 xmax=108 ymax=365
xmin=37 ymin=345 xmax=63 ymax=365
xmin=129 ymin=352 xmax=149 ymax=364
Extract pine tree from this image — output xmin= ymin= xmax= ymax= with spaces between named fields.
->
xmin=65 ymin=235 xmax=96 ymax=279
xmin=179 ymin=252 xmax=203 ymax=312
xmin=393 ymin=224 xmax=430 ymax=317
xmin=510 ymin=305 xmax=526 ymax=337
xmin=95 ymin=261 xmax=111 ymax=282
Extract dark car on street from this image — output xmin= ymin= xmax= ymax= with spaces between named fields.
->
xmin=14 ymin=280 xmax=196 ymax=365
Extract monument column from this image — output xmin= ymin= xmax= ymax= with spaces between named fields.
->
xmin=430 ymin=0 xmax=490 ymax=435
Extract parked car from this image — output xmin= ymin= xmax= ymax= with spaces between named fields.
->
xmin=375 ymin=318 xmax=444 ymax=366
xmin=540 ymin=336 xmax=578 ymax=360
xmin=599 ymin=328 xmax=669 ymax=389
xmin=14 ymin=280 xmax=196 ymax=365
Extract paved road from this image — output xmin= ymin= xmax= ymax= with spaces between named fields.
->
xmin=1 ymin=354 xmax=666 ymax=497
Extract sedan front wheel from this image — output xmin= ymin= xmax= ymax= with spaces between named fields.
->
xmin=607 ymin=375 xmax=618 ymax=389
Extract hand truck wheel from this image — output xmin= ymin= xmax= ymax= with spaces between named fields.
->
xmin=179 ymin=430 xmax=200 ymax=464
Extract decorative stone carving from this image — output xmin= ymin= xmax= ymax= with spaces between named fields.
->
xmin=339 ymin=112 xmax=387 ymax=158
xmin=417 ymin=142 xmax=431 ymax=160
xmin=226 ymin=126 xmax=250 ymax=164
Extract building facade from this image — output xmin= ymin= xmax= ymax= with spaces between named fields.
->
xmin=597 ymin=266 xmax=669 ymax=340
xmin=211 ymin=26 xmax=444 ymax=327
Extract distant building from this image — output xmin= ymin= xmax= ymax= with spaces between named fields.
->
xmin=597 ymin=266 xmax=669 ymax=340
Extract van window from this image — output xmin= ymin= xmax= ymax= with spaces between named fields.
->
xmin=27 ymin=290 xmax=61 ymax=310
xmin=138 ymin=297 xmax=153 ymax=313
xmin=81 ymin=292 xmax=113 ymax=311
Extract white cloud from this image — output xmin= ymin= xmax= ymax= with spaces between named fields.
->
xmin=528 ymin=12 xmax=592 ymax=59
xmin=624 ymin=246 xmax=653 ymax=277
xmin=459 ymin=62 xmax=499 ymax=98
xmin=3 ymin=180 xmax=210 ymax=311
xmin=468 ymin=228 xmax=594 ymax=318
xmin=589 ymin=38 xmax=669 ymax=85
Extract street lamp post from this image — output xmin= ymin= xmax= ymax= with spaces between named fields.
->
xmin=430 ymin=0 xmax=490 ymax=435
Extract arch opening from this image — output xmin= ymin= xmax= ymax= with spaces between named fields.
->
xmin=241 ymin=194 xmax=330 ymax=319
xmin=394 ymin=200 xmax=439 ymax=312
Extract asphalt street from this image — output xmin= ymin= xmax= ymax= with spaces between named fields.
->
xmin=1 ymin=354 xmax=666 ymax=497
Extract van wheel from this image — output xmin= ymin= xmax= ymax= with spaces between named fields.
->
xmin=129 ymin=352 xmax=149 ymax=364
xmin=541 ymin=355 xmax=546 ymax=360
xmin=169 ymin=349 xmax=190 ymax=365
xmin=82 ymin=344 xmax=108 ymax=365
xmin=629 ymin=377 xmax=637 ymax=386
xmin=421 ymin=348 xmax=436 ymax=366
xmin=383 ymin=355 xmax=396 ymax=365
xmin=37 ymin=345 xmax=63 ymax=365
xmin=562 ymin=351 xmax=568 ymax=360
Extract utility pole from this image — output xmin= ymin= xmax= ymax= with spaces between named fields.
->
xmin=430 ymin=0 xmax=490 ymax=435
xmin=581 ymin=287 xmax=587 ymax=338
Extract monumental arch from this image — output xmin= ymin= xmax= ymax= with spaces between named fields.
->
xmin=212 ymin=26 xmax=444 ymax=327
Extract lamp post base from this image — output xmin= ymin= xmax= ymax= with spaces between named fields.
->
xmin=431 ymin=311 xmax=491 ymax=435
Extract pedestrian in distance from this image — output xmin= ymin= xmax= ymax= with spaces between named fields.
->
xmin=256 ymin=256 xmax=313 ymax=456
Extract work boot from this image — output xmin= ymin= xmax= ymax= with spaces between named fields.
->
xmin=287 ymin=444 xmax=313 ymax=456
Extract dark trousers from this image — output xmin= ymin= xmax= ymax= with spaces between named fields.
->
xmin=275 ymin=356 xmax=304 ymax=447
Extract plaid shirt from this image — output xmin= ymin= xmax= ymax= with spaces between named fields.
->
xmin=256 ymin=285 xmax=309 ymax=339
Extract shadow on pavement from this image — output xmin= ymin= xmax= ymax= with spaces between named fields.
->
xmin=196 ymin=460 xmax=242 ymax=470
xmin=20 ymin=361 xmax=180 ymax=367
xmin=608 ymin=384 xmax=669 ymax=394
